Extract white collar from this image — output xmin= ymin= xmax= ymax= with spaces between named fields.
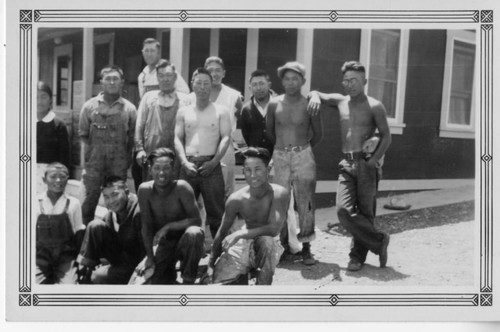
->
xmin=38 ymin=111 xmax=56 ymax=123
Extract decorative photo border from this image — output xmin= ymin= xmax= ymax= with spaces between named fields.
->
xmin=12 ymin=7 xmax=494 ymax=314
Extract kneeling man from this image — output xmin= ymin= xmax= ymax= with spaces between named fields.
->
xmin=137 ymin=147 xmax=205 ymax=284
xmin=208 ymin=147 xmax=289 ymax=285
xmin=77 ymin=175 xmax=144 ymax=284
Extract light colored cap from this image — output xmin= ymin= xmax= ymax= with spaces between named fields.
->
xmin=277 ymin=61 xmax=306 ymax=79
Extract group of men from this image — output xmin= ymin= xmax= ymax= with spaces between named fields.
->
xmin=36 ymin=36 xmax=391 ymax=285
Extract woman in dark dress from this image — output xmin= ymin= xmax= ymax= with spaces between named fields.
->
xmin=37 ymin=81 xmax=70 ymax=193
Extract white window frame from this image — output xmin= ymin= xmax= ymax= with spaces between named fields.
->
xmin=360 ymin=29 xmax=409 ymax=135
xmin=439 ymin=30 xmax=476 ymax=139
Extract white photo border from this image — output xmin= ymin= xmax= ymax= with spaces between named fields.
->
xmin=14 ymin=8 xmax=493 ymax=311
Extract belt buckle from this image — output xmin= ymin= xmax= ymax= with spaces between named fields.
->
xmin=292 ymin=146 xmax=300 ymax=152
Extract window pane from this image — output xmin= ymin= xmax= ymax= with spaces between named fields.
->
xmin=368 ymin=30 xmax=400 ymax=118
xmin=448 ymin=40 xmax=475 ymax=125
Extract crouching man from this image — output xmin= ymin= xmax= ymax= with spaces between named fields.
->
xmin=77 ymin=175 xmax=144 ymax=284
xmin=208 ymin=147 xmax=289 ymax=285
xmin=137 ymin=147 xmax=205 ymax=284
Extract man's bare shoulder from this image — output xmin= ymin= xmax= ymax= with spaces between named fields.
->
xmin=175 ymin=179 xmax=195 ymax=194
xmin=212 ymin=102 xmax=230 ymax=116
xmin=270 ymin=183 xmax=290 ymax=200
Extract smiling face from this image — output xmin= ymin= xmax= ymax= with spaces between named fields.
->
xmin=43 ymin=167 xmax=69 ymax=194
xmin=243 ymin=157 xmax=270 ymax=189
xmin=281 ymin=70 xmax=305 ymax=96
xmin=150 ymin=156 xmax=175 ymax=188
xmin=142 ymin=43 xmax=161 ymax=66
xmin=205 ymin=61 xmax=225 ymax=86
xmin=157 ymin=65 xmax=177 ymax=93
xmin=342 ymin=70 xmax=367 ymax=97
xmin=102 ymin=183 xmax=128 ymax=214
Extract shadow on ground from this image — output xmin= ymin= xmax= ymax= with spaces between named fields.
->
xmin=325 ymin=200 xmax=474 ymax=236
xmin=343 ymin=265 xmax=410 ymax=282
xmin=278 ymin=259 xmax=342 ymax=281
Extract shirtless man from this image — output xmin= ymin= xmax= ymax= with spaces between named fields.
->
xmin=174 ymin=67 xmax=232 ymax=239
xmin=266 ymin=61 xmax=323 ymax=265
xmin=137 ymin=148 xmax=204 ymax=284
xmin=208 ymin=147 xmax=289 ymax=285
xmin=308 ymin=60 xmax=391 ymax=271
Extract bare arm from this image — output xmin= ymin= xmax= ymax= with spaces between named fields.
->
xmin=220 ymin=186 xmax=290 ymax=252
xmin=368 ymin=103 xmax=392 ymax=166
xmin=307 ymin=90 xmax=346 ymax=115
xmin=209 ymin=197 xmax=239 ymax=268
xmin=153 ymin=181 xmax=201 ymax=244
xmin=174 ymin=108 xmax=188 ymax=165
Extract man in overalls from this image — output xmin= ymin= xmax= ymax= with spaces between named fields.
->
xmin=135 ymin=59 xmax=188 ymax=181
xmin=79 ymin=65 xmax=137 ymax=224
xmin=36 ymin=162 xmax=85 ymax=284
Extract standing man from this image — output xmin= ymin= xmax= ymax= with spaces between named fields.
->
xmin=208 ymin=147 xmax=289 ymax=285
xmin=174 ymin=67 xmax=232 ymax=239
xmin=135 ymin=59 xmax=188 ymax=181
xmin=239 ymin=69 xmax=275 ymax=155
xmin=79 ymin=65 xmax=137 ymax=225
xmin=77 ymin=175 xmax=144 ymax=284
xmin=134 ymin=38 xmax=190 ymax=191
xmin=187 ymin=56 xmax=243 ymax=199
xmin=137 ymin=148 xmax=205 ymax=284
xmin=266 ymin=61 xmax=323 ymax=265
xmin=308 ymin=61 xmax=391 ymax=271
xmin=138 ymin=38 xmax=190 ymax=98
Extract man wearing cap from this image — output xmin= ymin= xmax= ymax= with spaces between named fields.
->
xmin=138 ymin=38 xmax=190 ymax=98
xmin=307 ymin=61 xmax=391 ymax=272
xmin=135 ymin=59 xmax=188 ymax=181
xmin=266 ymin=61 xmax=323 ymax=265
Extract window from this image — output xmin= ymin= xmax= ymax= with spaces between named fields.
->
xmin=360 ymin=29 xmax=409 ymax=134
xmin=440 ymin=30 xmax=476 ymax=139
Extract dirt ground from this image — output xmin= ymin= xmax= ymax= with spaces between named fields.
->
xmin=273 ymin=202 xmax=475 ymax=286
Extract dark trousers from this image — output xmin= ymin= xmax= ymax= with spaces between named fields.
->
xmin=151 ymin=226 xmax=205 ymax=284
xmin=336 ymin=159 xmax=384 ymax=263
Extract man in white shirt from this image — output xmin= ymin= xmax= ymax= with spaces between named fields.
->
xmin=138 ymin=38 xmax=190 ymax=98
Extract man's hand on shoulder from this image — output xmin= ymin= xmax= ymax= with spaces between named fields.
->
xmin=307 ymin=91 xmax=322 ymax=116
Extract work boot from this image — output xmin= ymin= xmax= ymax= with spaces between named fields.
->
xmin=347 ymin=259 xmax=363 ymax=271
xmin=76 ymin=265 xmax=93 ymax=284
xmin=301 ymin=242 xmax=317 ymax=265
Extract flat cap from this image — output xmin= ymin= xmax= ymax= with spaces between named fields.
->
xmin=277 ymin=61 xmax=306 ymax=79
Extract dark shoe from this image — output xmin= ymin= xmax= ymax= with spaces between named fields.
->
xmin=302 ymin=250 xmax=317 ymax=266
xmin=347 ymin=259 xmax=363 ymax=271
xmin=76 ymin=265 xmax=93 ymax=284
xmin=379 ymin=233 xmax=390 ymax=268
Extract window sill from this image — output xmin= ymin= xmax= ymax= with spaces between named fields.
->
xmin=389 ymin=122 xmax=406 ymax=135
xmin=439 ymin=128 xmax=475 ymax=139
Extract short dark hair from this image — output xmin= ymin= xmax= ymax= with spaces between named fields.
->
xmin=100 ymin=65 xmax=124 ymax=80
xmin=143 ymin=38 xmax=161 ymax=49
xmin=191 ymin=67 xmax=213 ymax=83
xmin=242 ymin=147 xmax=271 ymax=166
xmin=341 ymin=61 xmax=366 ymax=75
xmin=37 ymin=81 xmax=53 ymax=97
xmin=204 ymin=56 xmax=225 ymax=70
xmin=101 ymin=175 xmax=127 ymax=191
xmin=147 ymin=147 xmax=176 ymax=167
xmin=44 ymin=162 xmax=69 ymax=178
xmin=249 ymin=69 xmax=270 ymax=82
xmin=156 ymin=58 xmax=176 ymax=72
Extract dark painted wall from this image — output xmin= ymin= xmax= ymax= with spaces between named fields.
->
xmin=189 ymin=28 xmax=211 ymax=82
xmin=257 ymin=29 xmax=298 ymax=95
xmin=383 ymin=30 xmax=475 ymax=179
xmin=219 ymin=29 xmax=247 ymax=95
xmin=310 ymin=29 xmax=361 ymax=181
